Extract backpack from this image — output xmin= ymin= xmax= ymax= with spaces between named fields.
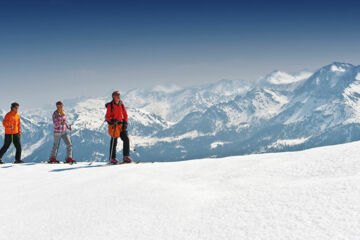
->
xmin=105 ymin=100 xmax=126 ymax=121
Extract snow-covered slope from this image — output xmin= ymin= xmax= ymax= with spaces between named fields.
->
xmin=1 ymin=141 xmax=359 ymax=240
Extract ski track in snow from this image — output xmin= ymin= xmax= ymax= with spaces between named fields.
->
xmin=1 ymin=141 xmax=360 ymax=240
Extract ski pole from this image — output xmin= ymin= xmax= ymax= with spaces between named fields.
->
xmin=69 ymin=124 xmax=74 ymax=162
xmin=99 ymin=120 xmax=106 ymax=130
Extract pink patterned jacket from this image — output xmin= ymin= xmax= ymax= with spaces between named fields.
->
xmin=52 ymin=111 xmax=68 ymax=134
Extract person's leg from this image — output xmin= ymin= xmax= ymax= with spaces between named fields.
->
xmin=110 ymin=137 xmax=118 ymax=159
xmin=62 ymin=132 xmax=73 ymax=159
xmin=12 ymin=134 xmax=22 ymax=161
xmin=0 ymin=134 xmax=12 ymax=159
xmin=50 ymin=134 xmax=61 ymax=159
xmin=120 ymin=131 xmax=130 ymax=157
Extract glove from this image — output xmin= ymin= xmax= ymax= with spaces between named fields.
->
xmin=122 ymin=121 xmax=128 ymax=131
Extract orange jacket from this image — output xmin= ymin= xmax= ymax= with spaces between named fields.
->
xmin=2 ymin=111 xmax=21 ymax=135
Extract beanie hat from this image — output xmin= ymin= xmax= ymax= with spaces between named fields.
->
xmin=112 ymin=91 xmax=120 ymax=97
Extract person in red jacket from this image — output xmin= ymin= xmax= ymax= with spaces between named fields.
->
xmin=106 ymin=91 xmax=132 ymax=164
xmin=0 ymin=102 xmax=23 ymax=164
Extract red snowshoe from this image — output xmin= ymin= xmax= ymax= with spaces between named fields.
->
xmin=110 ymin=158 xmax=119 ymax=165
xmin=48 ymin=158 xmax=60 ymax=164
xmin=123 ymin=156 xmax=132 ymax=163
xmin=65 ymin=158 xmax=76 ymax=164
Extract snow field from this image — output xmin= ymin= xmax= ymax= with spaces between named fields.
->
xmin=1 ymin=141 xmax=360 ymax=239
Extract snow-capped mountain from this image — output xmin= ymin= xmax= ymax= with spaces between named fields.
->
xmin=1 ymin=62 xmax=360 ymax=163
xmin=123 ymin=79 xmax=251 ymax=122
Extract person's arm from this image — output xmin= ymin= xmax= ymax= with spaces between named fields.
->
xmin=63 ymin=115 xmax=67 ymax=126
xmin=121 ymin=104 xmax=128 ymax=131
xmin=52 ymin=112 xmax=60 ymax=129
xmin=64 ymin=116 xmax=72 ymax=130
xmin=122 ymin=104 xmax=128 ymax=122
xmin=3 ymin=113 xmax=11 ymax=128
xmin=106 ymin=104 xmax=113 ymax=124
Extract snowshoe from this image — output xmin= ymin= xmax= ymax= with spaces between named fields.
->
xmin=48 ymin=158 xmax=60 ymax=164
xmin=123 ymin=156 xmax=132 ymax=163
xmin=64 ymin=158 xmax=76 ymax=164
xmin=14 ymin=160 xmax=24 ymax=164
xmin=110 ymin=158 xmax=119 ymax=165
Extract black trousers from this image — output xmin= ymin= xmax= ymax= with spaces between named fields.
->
xmin=0 ymin=134 xmax=22 ymax=161
xmin=110 ymin=131 xmax=130 ymax=159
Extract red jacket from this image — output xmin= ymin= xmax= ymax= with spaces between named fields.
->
xmin=106 ymin=100 xmax=128 ymax=123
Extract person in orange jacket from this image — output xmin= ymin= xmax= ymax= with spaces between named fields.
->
xmin=106 ymin=91 xmax=132 ymax=164
xmin=0 ymin=103 xmax=23 ymax=164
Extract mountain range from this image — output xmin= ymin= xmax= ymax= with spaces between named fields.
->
xmin=1 ymin=62 xmax=360 ymax=163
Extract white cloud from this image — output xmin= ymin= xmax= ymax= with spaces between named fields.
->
xmin=152 ymin=84 xmax=182 ymax=93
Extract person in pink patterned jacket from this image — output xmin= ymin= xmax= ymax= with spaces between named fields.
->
xmin=48 ymin=101 xmax=76 ymax=164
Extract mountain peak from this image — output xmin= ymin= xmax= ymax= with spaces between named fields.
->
xmin=323 ymin=62 xmax=354 ymax=73
xmin=261 ymin=70 xmax=312 ymax=85
xmin=311 ymin=62 xmax=357 ymax=79
xmin=331 ymin=61 xmax=353 ymax=67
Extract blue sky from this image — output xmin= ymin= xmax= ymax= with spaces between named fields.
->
xmin=0 ymin=0 xmax=360 ymax=109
